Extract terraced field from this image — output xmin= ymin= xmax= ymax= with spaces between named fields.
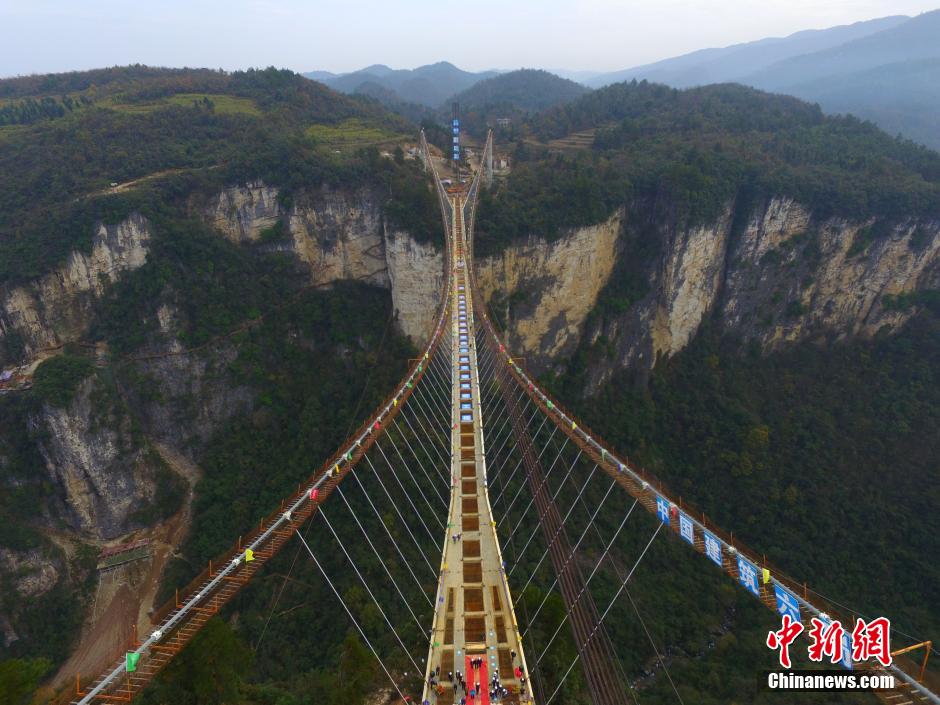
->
xmin=105 ymin=93 xmax=261 ymax=116
xmin=305 ymin=117 xmax=406 ymax=148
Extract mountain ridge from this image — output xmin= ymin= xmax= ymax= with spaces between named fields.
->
xmin=587 ymin=14 xmax=910 ymax=88
xmin=585 ymin=10 xmax=940 ymax=149
xmin=304 ymin=60 xmax=499 ymax=107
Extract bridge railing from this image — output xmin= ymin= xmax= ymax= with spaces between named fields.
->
xmin=421 ymin=129 xmax=453 ymax=237
xmin=463 ymin=130 xmax=492 ymax=256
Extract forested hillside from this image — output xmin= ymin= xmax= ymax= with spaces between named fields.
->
xmin=450 ymin=69 xmax=589 ymax=136
xmin=477 ymin=81 xmax=940 ymax=257
xmin=0 ymin=66 xmax=444 ymax=703
xmin=588 ymin=11 xmax=940 ymax=150
xmin=307 ymin=61 xmax=498 ymax=108
xmin=2 ymin=64 xmax=938 ymax=705
xmin=473 ymin=78 xmax=939 ymax=702
xmin=0 ymin=66 xmax=439 ymax=285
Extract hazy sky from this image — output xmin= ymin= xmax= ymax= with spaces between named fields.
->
xmin=1 ymin=0 xmax=938 ymax=78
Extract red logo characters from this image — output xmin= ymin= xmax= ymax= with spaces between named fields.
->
xmin=767 ymin=614 xmax=804 ymax=668
xmin=767 ymin=616 xmax=891 ymax=668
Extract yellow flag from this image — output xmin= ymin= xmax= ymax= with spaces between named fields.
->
xmin=762 ymin=568 xmax=771 ymax=584
xmin=245 ymin=549 xmax=255 ymax=562
xmin=572 ymin=422 xmax=577 ymax=431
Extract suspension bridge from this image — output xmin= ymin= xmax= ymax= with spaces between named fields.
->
xmin=58 ymin=130 xmax=938 ymax=705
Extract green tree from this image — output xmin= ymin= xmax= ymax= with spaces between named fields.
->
xmin=0 ymin=657 xmax=51 ymax=705
xmin=31 ymin=354 xmax=94 ymax=407
xmin=143 ymin=617 xmax=252 ymax=705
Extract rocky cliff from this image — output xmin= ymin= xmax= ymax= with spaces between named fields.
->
xmin=207 ymin=181 xmax=443 ymax=343
xmin=0 ymin=214 xmax=151 ymax=365
xmin=476 ymin=210 xmax=623 ymax=369
xmin=0 ymin=178 xmax=443 ymax=662
xmin=0 ymin=179 xmax=441 ymax=546
xmin=0 ymin=181 xmax=443 ymax=372
xmin=36 ymin=376 xmax=170 ymax=540
xmin=476 ymin=197 xmax=940 ymax=388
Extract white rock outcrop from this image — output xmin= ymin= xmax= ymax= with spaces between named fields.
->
xmin=0 ymin=214 xmax=151 ymax=360
xmin=476 ymin=210 xmax=623 ymax=367
xmin=207 ymin=182 xmax=444 ymax=344
xmin=473 ymin=197 xmax=940 ymax=386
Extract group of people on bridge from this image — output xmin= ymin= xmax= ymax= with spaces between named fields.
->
xmin=423 ymin=652 xmax=528 ymax=705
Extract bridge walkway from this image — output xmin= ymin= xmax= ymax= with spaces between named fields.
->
xmin=422 ymin=194 xmax=534 ymax=705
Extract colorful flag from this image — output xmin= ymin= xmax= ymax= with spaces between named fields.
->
xmin=126 ymin=652 xmax=140 ymax=672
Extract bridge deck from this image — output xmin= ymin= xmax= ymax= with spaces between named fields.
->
xmin=423 ymin=195 xmax=533 ymax=705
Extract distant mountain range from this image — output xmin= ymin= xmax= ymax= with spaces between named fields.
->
xmin=303 ymin=61 xmax=497 ymax=108
xmin=305 ymin=64 xmax=590 ymax=133
xmin=588 ymin=10 xmax=940 ymax=149
xmin=305 ymin=9 xmax=940 ymax=150
xmin=585 ymin=15 xmax=909 ymax=88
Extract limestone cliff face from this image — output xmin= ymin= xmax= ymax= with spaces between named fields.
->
xmin=475 ymin=210 xmax=623 ymax=369
xmin=651 ymin=206 xmax=735 ymax=360
xmin=208 ymin=181 xmax=281 ymax=243
xmin=385 ymin=226 xmax=446 ymax=342
xmin=0 ymin=543 xmax=64 ymax=650
xmin=34 ymin=377 xmax=165 ymax=540
xmin=124 ymin=337 xmax=254 ymax=452
xmin=207 ymin=181 xmax=444 ymax=344
xmin=722 ymin=199 xmax=940 ymax=348
xmin=476 ymin=197 xmax=940 ymax=388
xmin=0 ymin=214 xmax=151 ymax=365
xmin=0 ymin=548 xmax=59 ymax=599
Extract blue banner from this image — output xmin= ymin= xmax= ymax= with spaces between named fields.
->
xmin=774 ymin=584 xmax=801 ymax=624
xmin=679 ymin=513 xmax=694 ymax=544
xmin=840 ymin=633 xmax=853 ymax=670
xmin=656 ymin=496 xmax=670 ymax=525
xmin=737 ymin=556 xmax=760 ymax=597
xmin=704 ymin=531 xmax=722 ymax=566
